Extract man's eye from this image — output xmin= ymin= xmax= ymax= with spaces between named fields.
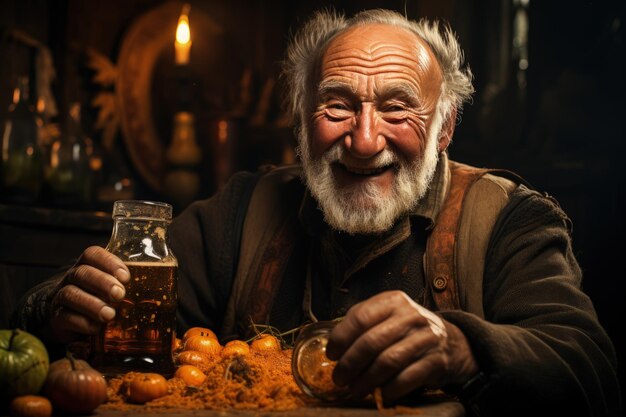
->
xmin=328 ymin=102 xmax=349 ymax=110
xmin=324 ymin=101 xmax=353 ymax=120
xmin=383 ymin=104 xmax=406 ymax=112
xmin=381 ymin=104 xmax=408 ymax=123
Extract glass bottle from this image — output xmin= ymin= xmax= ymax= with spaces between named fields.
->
xmin=292 ymin=321 xmax=349 ymax=401
xmin=90 ymin=200 xmax=178 ymax=376
xmin=46 ymin=102 xmax=93 ymax=209
xmin=0 ymin=76 xmax=44 ymax=204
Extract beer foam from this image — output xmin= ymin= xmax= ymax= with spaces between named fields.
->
xmin=124 ymin=261 xmax=178 ymax=267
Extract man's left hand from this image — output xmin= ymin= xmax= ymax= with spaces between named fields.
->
xmin=326 ymin=290 xmax=479 ymax=401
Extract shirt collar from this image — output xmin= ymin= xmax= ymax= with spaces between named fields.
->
xmin=298 ymin=151 xmax=451 ymax=235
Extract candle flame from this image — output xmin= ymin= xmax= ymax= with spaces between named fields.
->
xmin=176 ymin=5 xmax=191 ymax=45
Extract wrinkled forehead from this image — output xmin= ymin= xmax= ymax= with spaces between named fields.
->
xmin=321 ymin=23 xmax=443 ymax=97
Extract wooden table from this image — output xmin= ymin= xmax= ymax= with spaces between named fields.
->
xmin=94 ymin=401 xmax=464 ymax=417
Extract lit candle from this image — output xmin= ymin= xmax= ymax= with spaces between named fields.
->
xmin=175 ymin=4 xmax=192 ymax=65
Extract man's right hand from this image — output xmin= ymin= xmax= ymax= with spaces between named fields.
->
xmin=46 ymin=246 xmax=130 ymax=344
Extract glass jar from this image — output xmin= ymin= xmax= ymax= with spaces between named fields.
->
xmin=45 ymin=102 xmax=94 ymax=209
xmin=291 ymin=321 xmax=349 ymax=401
xmin=1 ymin=76 xmax=44 ymax=204
xmin=90 ymin=200 xmax=178 ymax=376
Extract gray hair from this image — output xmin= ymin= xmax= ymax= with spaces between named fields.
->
xmin=282 ymin=8 xmax=474 ymax=129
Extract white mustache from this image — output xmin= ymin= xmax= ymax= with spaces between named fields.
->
xmin=322 ymin=144 xmax=399 ymax=170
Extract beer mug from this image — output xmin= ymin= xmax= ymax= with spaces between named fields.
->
xmin=91 ymin=200 xmax=178 ymax=376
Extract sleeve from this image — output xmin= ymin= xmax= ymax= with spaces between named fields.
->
xmin=169 ymin=171 xmax=257 ymax=336
xmin=439 ymin=187 xmax=622 ymax=417
xmin=10 ymin=274 xmax=63 ymax=336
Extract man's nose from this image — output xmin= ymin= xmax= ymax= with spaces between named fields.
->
xmin=345 ymin=103 xmax=385 ymax=158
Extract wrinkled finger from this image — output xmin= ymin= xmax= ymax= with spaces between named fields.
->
xmin=380 ymin=350 xmax=448 ymax=401
xmin=77 ymin=246 xmax=130 ymax=284
xmin=327 ymin=291 xmax=406 ymax=360
xmin=54 ymin=284 xmax=116 ymax=323
xmin=332 ymin=313 xmax=420 ymax=386
xmin=65 ymin=264 xmax=126 ymax=303
xmin=348 ymin=329 xmax=441 ymax=398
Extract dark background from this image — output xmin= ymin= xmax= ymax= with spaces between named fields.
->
xmin=1 ymin=0 xmax=625 ymax=402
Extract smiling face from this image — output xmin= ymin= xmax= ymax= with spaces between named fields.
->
xmin=299 ymin=23 xmax=451 ymax=234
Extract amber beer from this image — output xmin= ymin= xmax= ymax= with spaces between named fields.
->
xmin=91 ymin=261 xmax=177 ymax=376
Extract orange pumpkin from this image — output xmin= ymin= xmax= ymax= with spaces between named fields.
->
xmin=250 ymin=334 xmax=281 ymax=352
xmin=177 ymin=350 xmax=211 ymax=364
xmin=184 ymin=335 xmax=222 ymax=356
xmin=128 ymin=373 xmax=168 ymax=404
xmin=176 ymin=350 xmax=215 ymax=372
xmin=182 ymin=327 xmax=217 ymax=342
xmin=221 ymin=340 xmax=250 ymax=358
xmin=174 ymin=365 xmax=206 ymax=387
xmin=9 ymin=395 xmax=52 ymax=417
xmin=43 ymin=355 xmax=107 ymax=414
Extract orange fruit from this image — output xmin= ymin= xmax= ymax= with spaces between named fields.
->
xmin=176 ymin=350 xmax=215 ymax=372
xmin=174 ymin=365 xmax=206 ymax=387
xmin=184 ymin=335 xmax=222 ymax=356
xmin=128 ymin=373 xmax=168 ymax=404
xmin=221 ymin=340 xmax=250 ymax=357
xmin=9 ymin=395 xmax=52 ymax=417
xmin=250 ymin=334 xmax=281 ymax=352
xmin=182 ymin=327 xmax=217 ymax=342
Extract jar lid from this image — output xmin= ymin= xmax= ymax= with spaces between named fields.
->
xmin=112 ymin=200 xmax=173 ymax=220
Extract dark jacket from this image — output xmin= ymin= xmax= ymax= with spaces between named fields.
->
xmin=169 ymin=159 xmax=621 ymax=416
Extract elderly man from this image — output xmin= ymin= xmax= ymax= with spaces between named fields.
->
xmin=13 ymin=9 xmax=620 ymax=417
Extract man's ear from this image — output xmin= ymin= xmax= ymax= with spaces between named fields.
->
xmin=438 ymin=107 xmax=457 ymax=153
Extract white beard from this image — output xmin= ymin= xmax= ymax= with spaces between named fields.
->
xmin=298 ymin=110 xmax=444 ymax=235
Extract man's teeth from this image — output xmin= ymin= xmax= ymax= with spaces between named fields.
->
xmin=344 ymin=165 xmax=388 ymax=175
